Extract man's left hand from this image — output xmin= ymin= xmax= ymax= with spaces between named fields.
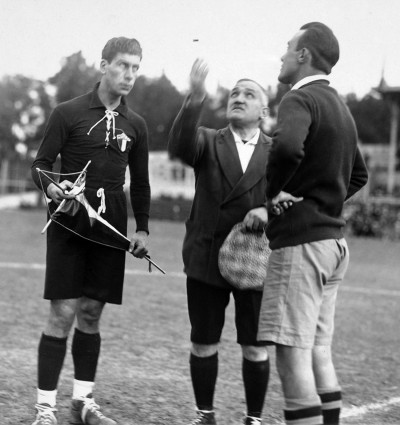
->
xmin=129 ymin=231 xmax=149 ymax=258
xmin=243 ymin=207 xmax=269 ymax=232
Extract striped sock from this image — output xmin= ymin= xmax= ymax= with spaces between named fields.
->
xmin=284 ymin=397 xmax=323 ymax=425
xmin=318 ymin=388 xmax=342 ymax=425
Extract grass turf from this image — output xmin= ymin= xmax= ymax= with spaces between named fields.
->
xmin=0 ymin=209 xmax=399 ymax=424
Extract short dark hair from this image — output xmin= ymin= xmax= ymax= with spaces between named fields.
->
xmin=297 ymin=22 xmax=339 ymax=74
xmin=102 ymin=37 xmax=142 ymax=62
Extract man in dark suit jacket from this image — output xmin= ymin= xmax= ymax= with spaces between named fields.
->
xmin=256 ymin=23 xmax=368 ymax=425
xmin=168 ymin=59 xmax=300 ymax=425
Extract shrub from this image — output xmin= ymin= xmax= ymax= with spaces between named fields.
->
xmin=344 ymin=201 xmax=400 ymax=240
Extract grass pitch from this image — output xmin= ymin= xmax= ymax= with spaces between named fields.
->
xmin=0 ymin=209 xmax=399 ymax=424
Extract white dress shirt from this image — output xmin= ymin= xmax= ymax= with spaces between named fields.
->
xmin=230 ymin=126 xmax=260 ymax=173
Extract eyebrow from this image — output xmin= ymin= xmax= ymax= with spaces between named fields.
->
xmin=119 ymin=59 xmax=140 ymax=68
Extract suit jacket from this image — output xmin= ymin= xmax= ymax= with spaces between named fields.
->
xmin=168 ymin=98 xmax=272 ymax=288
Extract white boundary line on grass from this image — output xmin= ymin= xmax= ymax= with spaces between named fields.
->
xmin=269 ymin=396 xmax=400 ymax=422
xmin=340 ymin=285 xmax=400 ymax=297
xmin=0 ymin=261 xmax=183 ymax=277
xmin=0 ymin=261 xmax=45 ymax=270
xmin=342 ymin=396 xmax=400 ymax=418
xmin=1 ymin=262 xmax=400 ymax=297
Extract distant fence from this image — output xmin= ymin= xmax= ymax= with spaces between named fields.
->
xmin=0 ymin=157 xmax=36 ymax=194
xmin=3 ymin=152 xmax=400 ymax=239
xmin=4 ymin=150 xmax=400 ymax=200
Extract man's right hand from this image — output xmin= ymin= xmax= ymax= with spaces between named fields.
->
xmin=268 ymin=191 xmax=303 ymax=215
xmin=189 ymin=58 xmax=209 ymax=103
xmin=46 ymin=180 xmax=76 ymax=204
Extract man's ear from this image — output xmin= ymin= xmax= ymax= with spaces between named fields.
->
xmin=261 ymin=106 xmax=269 ymax=119
xmin=298 ymin=47 xmax=311 ymax=64
xmin=100 ymin=59 xmax=108 ymax=74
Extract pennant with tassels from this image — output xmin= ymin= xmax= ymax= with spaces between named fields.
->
xmin=36 ymin=160 xmax=166 ymax=274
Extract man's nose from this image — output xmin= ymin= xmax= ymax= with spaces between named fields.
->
xmin=125 ymin=68 xmax=135 ymax=80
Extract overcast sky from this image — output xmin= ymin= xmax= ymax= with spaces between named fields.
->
xmin=1 ymin=0 xmax=399 ymax=97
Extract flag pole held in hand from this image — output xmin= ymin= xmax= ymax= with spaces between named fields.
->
xmin=143 ymin=254 xmax=166 ymax=274
xmin=40 ymin=160 xmax=92 ymax=234
xmin=37 ymin=160 xmax=166 ymax=274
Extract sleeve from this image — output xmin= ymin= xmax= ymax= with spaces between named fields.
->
xmin=266 ymin=92 xmax=312 ymax=199
xmin=128 ymin=118 xmax=151 ymax=234
xmin=346 ymin=146 xmax=369 ymax=200
xmin=31 ymin=108 xmax=68 ymax=193
xmin=167 ymin=95 xmax=205 ymax=167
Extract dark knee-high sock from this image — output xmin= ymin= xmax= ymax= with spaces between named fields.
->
xmin=190 ymin=352 xmax=218 ymax=411
xmin=242 ymin=357 xmax=270 ymax=418
xmin=318 ymin=388 xmax=342 ymax=425
xmin=71 ymin=328 xmax=101 ymax=383
xmin=38 ymin=333 xmax=67 ymax=390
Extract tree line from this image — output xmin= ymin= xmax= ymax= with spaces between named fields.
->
xmin=0 ymin=50 xmax=393 ymax=182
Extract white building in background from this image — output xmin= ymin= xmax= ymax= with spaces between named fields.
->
xmin=126 ymin=146 xmax=399 ymax=200
xmin=126 ymin=151 xmax=195 ymax=199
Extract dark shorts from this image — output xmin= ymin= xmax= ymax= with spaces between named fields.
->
xmin=187 ymin=277 xmax=267 ymax=346
xmin=44 ymin=189 xmax=127 ymax=304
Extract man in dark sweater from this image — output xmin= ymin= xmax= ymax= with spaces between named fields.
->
xmin=257 ymin=23 xmax=368 ymax=425
xmin=30 ymin=37 xmax=150 ymax=425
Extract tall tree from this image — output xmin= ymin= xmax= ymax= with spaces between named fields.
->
xmin=267 ymin=83 xmax=291 ymax=118
xmin=346 ymin=93 xmax=391 ymax=145
xmin=0 ymin=75 xmax=51 ymax=193
xmin=128 ymin=77 xmax=230 ymax=149
xmin=199 ymin=85 xmax=230 ymax=130
xmin=127 ymin=73 xmax=184 ymax=150
xmin=49 ymin=51 xmax=101 ymax=104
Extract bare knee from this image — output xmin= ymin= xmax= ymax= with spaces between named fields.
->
xmin=313 ymin=345 xmax=335 ymax=377
xmin=76 ymin=297 xmax=105 ymax=333
xmin=313 ymin=345 xmax=339 ymax=389
xmin=276 ymin=345 xmax=312 ymax=375
xmin=45 ymin=299 xmax=78 ymax=338
xmin=191 ymin=343 xmax=218 ymax=357
xmin=241 ymin=345 xmax=268 ymax=362
xmin=313 ymin=345 xmax=333 ymax=366
xmin=276 ymin=345 xmax=316 ymax=399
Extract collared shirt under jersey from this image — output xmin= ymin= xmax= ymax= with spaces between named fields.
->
xmin=230 ymin=126 xmax=260 ymax=173
xmin=291 ymin=74 xmax=330 ymax=91
xmin=266 ymin=75 xmax=368 ymax=249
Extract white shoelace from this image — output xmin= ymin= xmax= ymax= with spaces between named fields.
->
xmin=34 ymin=404 xmax=57 ymax=425
xmin=191 ymin=410 xmax=214 ymax=424
xmin=87 ymin=110 xmax=119 ymax=145
xmin=246 ymin=416 xmax=262 ymax=425
xmin=81 ymin=397 xmax=107 ymax=421
xmin=191 ymin=416 xmax=207 ymax=424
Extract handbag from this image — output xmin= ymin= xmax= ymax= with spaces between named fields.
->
xmin=218 ymin=222 xmax=271 ymax=290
